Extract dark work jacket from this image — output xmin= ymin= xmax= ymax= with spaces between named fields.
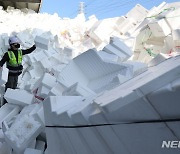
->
xmin=0 ymin=45 xmax=36 ymax=76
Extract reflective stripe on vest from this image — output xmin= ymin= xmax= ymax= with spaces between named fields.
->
xmin=7 ymin=50 xmax=22 ymax=67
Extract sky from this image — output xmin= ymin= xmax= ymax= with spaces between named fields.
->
xmin=40 ymin=0 xmax=178 ymax=19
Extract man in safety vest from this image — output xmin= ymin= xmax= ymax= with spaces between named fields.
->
xmin=0 ymin=36 xmax=36 ymax=103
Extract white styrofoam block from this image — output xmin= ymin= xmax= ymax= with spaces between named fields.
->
xmin=48 ymin=83 xmax=64 ymax=96
xmin=0 ymin=67 xmax=8 ymax=86
xmin=126 ymin=4 xmax=148 ymax=23
xmin=4 ymin=115 xmax=43 ymax=153
xmin=172 ymin=29 xmax=180 ymax=46
xmin=41 ymin=73 xmax=57 ymax=89
xmin=148 ymin=19 xmax=171 ymax=37
xmin=24 ymin=148 xmax=43 ymax=154
xmin=4 ymin=89 xmax=34 ymax=107
xmin=34 ymin=36 xmax=49 ymax=50
xmin=0 ymin=103 xmax=20 ymax=128
xmin=37 ymin=85 xmax=51 ymax=98
xmin=4 ymin=37 xmax=9 ymax=48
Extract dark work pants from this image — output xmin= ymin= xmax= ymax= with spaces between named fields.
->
xmin=3 ymin=74 xmax=18 ymax=105
xmin=5 ymin=74 xmax=18 ymax=91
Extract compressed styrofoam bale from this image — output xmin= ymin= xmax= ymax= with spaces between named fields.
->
xmin=124 ymin=61 xmax=148 ymax=76
xmin=0 ymin=103 xmax=20 ymax=128
xmin=98 ymin=51 xmax=119 ymax=62
xmin=24 ymin=148 xmax=43 ymax=154
xmin=147 ymin=78 xmax=180 ymax=119
xmin=4 ymin=89 xmax=34 ymax=107
xmin=111 ymin=123 xmax=179 ymax=154
xmin=95 ymin=56 xmax=180 ymax=115
xmin=148 ymin=53 xmax=170 ymax=67
xmin=35 ymin=140 xmax=45 ymax=151
xmin=0 ymin=66 xmax=8 ymax=86
xmin=34 ymin=36 xmax=49 ymax=50
xmin=88 ymin=110 xmax=129 ymax=153
xmin=62 ymin=82 xmax=96 ymax=97
xmin=148 ymin=19 xmax=171 ymax=37
xmin=4 ymin=115 xmax=43 ymax=153
xmin=172 ymin=29 xmax=180 ymax=46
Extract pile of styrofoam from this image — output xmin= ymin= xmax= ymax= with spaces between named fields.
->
xmin=0 ymin=1 xmax=180 ymax=154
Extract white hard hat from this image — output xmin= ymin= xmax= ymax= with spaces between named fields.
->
xmin=9 ymin=36 xmax=20 ymax=45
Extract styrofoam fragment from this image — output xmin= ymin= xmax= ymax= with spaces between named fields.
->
xmin=0 ymin=67 xmax=8 ymax=86
xmin=24 ymin=148 xmax=43 ymax=154
xmin=4 ymin=115 xmax=43 ymax=153
xmin=0 ymin=103 xmax=20 ymax=128
xmin=4 ymin=89 xmax=34 ymax=107
xmin=34 ymin=36 xmax=49 ymax=50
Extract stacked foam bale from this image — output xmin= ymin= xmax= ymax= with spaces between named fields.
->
xmin=44 ymin=55 xmax=180 ymax=154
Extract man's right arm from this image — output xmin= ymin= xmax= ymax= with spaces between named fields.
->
xmin=0 ymin=53 xmax=9 ymax=68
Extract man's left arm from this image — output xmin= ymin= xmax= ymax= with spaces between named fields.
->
xmin=22 ymin=44 xmax=36 ymax=55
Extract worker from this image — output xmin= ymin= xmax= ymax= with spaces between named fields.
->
xmin=0 ymin=36 xmax=36 ymax=104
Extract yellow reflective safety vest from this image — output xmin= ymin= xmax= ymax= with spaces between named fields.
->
xmin=7 ymin=50 xmax=22 ymax=67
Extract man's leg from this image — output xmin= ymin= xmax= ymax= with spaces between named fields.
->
xmin=3 ymin=75 xmax=16 ymax=105
xmin=12 ymin=75 xmax=18 ymax=89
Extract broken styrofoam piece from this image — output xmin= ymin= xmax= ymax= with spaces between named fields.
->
xmin=148 ymin=53 xmax=170 ymax=67
xmin=148 ymin=19 xmax=171 ymax=37
xmin=62 ymin=82 xmax=96 ymax=97
xmin=4 ymin=89 xmax=34 ymax=107
xmin=0 ymin=66 xmax=8 ymax=86
xmin=4 ymin=115 xmax=43 ymax=153
xmin=24 ymin=148 xmax=43 ymax=154
xmin=0 ymin=103 xmax=20 ymax=128
xmin=34 ymin=36 xmax=49 ymax=50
